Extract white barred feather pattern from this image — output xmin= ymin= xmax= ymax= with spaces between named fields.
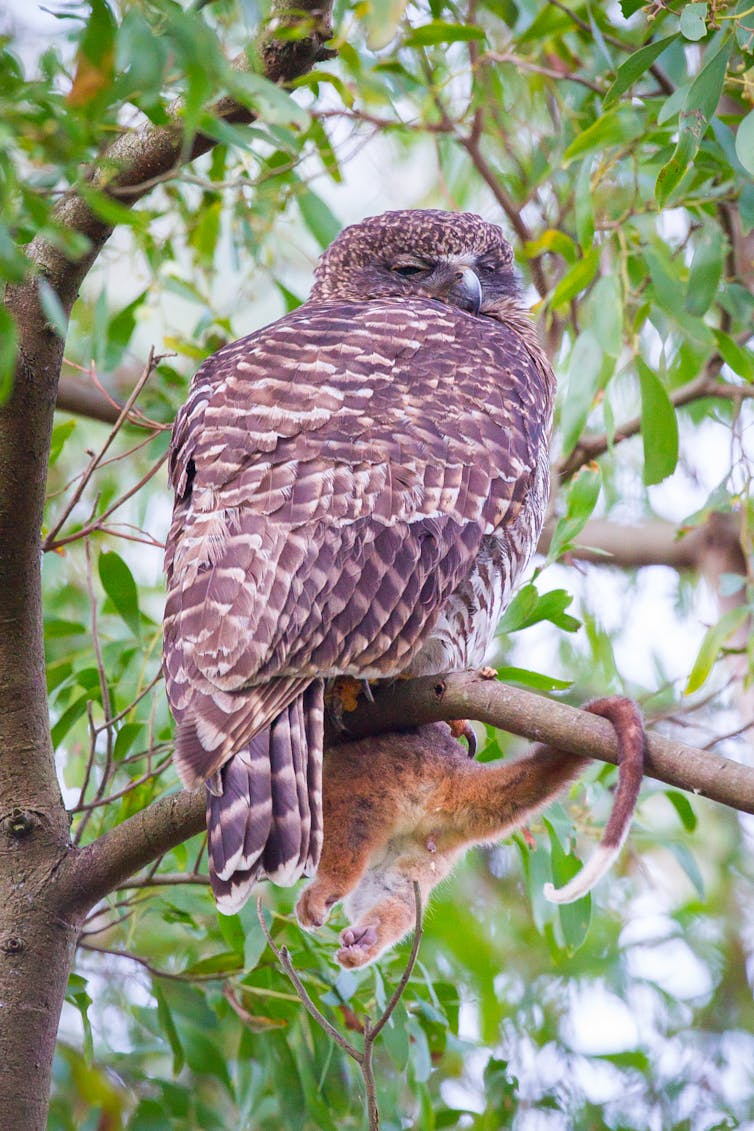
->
xmin=163 ymin=210 xmax=556 ymax=910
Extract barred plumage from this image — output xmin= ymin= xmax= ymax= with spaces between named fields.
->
xmin=163 ymin=209 xmax=555 ymax=912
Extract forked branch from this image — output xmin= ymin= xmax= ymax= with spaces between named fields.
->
xmin=257 ymin=884 xmax=423 ymax=1131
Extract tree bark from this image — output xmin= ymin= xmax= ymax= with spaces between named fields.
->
xmin=57 ymin=674 xmax=754 ymax=915
xmin=0 ymin=4 xmax=334 ymax=1126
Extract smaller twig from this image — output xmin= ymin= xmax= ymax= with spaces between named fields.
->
xmin=75 ymin=701 xmax=100 ymax=822
xmin=78 ymin=941 xmax=234 ymax=981
xmin=80 ymin=523 xmax=165 ymax=550
xmin=71 ymin=754 xmax=172 ymax=814
xmin=486 ymin=51 xmax=605 ymax=94
xmin=115 ymin=871 xmax=210 ymax=891
xmin=44 ymin=349 xmax=159 ymax=548
xmin=93 ymin=671 xmax=163 ymax=733
xmin=558 ymin=371 xmax=754 ymax=482
xmin=366 ymin=882 xmax=423 ymax=1042
xmin=44 ymin=448 xmax=170 ymax=552
xmin=73 ymin=544 xmax=115 ymax=842
xmin=361 ymin=884 xmax=423 ymax=1130
xmin=258 ymin=884 xmax=423 ymax=1131
xmin=256 ymin=899 xmax=363 ymax=1062
xmin=81 ymin=900 xmax=141 ymax=937
xmin=703 ymin=718 xmax=754 ymax=750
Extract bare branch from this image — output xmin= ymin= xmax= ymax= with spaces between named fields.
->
xmin=43 ymin=349 xmax=159 ymax=549
xmin=366 ymin=882 xmax=423 ymax=1042
xmin=62 ymin=787 xmax=206 ymax=915
xmin=60 ymin=670 xmax=754 ymax=920
xmin=340 ymin=672 xmax=754 ymax=816
xmin=558 ymin=371 xmax=754 ymax=482
xmin=258 ymin=884 xmax=423 ymax=1131
xmin=257 ymin=899 xmax=363 ymax=1063
xmin=56 ymin=378 xmax=123 ymax=425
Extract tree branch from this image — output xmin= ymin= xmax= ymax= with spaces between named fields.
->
xmin=61 ymin=788 xmax=206 ymax=915
xmin=61 ymin=670 xmax=754 ymax=914
xmin=539 ymin=512 xmax=746 ymax=572
xmin=55 ymin=378 xmax=123 ymax=424
xmin=558 ymin=371 xmax=754 ymax=481
xmin=341 ymin=672 xmax=754 ymax=816
xmin=10 ymin=1 xmax=334 ymax=320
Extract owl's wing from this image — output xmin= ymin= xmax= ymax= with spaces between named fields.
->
xmin=163 ymin=297 xmax=551 ymax=787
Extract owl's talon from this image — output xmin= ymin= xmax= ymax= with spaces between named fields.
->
xmin=325 ymin=676 xmax=366 ymax=730
xmin=448 ymin=718 xmax=477 ymax=758
xmin=478 ymin=666 xmax=498 ymax=680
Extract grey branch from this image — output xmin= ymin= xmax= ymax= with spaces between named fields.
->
xmin=62 ymin=673 xmax=754 ymax=915
xmin=341 ymin=672 xmax=754 ymax=816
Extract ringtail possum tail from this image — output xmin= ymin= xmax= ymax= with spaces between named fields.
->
xmin=296 ymin=697 xmax=645 ymax=968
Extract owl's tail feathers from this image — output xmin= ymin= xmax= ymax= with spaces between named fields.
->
xmin=207 ymin=682 xmax=325 ymax=915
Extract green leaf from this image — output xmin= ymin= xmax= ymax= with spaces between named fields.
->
xmin=575 ymin=159 xmax=594 ymax=251
xmin=680 ymin=4 xmax=708 ymax=42
xmin=0 ymin=307 xmax=19 ymax=403
xmin=665 ymin=790 xmax=698 ymax=833
xmin=735 ymin=108 xmax=754 ymax=175
xmin=225 ymin=71 xmax=310 ymax=130
xmin=497 ymin=584 xmax=580 ymax=634
xmin=667 ymin=842 xmax=705 ymax=897
xmin=563 ymin=107 xmax=643 ymax=164
xmin=182 ymin=950 xmax=242 ymax=976
xmin=545 ymin=819 xmax=591 ymax=951
xmin=98 ymin=551 xmax=141 ymax=639
xmin=656 ymin=37 xmax=732 ymax=206
xmin=559 ymin=329 xmax=603 ymax=456
xmin=112 ymin=721 xmax=143 ymax=762
xmin=49 ymin=419 xmax=76 ymax=466
xmin=79 ymin=184 xmax=150 ymax=231
xmin=364 ymin=0 xmax=409 ymax=49
xmin=549 ymin=246 xmax=600 ymax=309
xmin=154 ymin=983 xmax=185 ymax=1076
xmin=496 ymin=666 xmax=572 ymax=691
xmin=297 ymin=189 xmax=340 ymax=249
xmin=713 ymin=329 xmax=754 ymax=382
xmin=524 ymin=229 xmax=578 ymax=264
xmin=584 ymin=274 xmax=623 ymax=358
xmin=603 ymin=34 xmax=677 ymax=107
xmin=685 ymin=605 xmax=749 ymax=694
xmin=403 ymin=21 xmax=486 ymax=46
xmin=685 ymin=228 xmax=724 ymax=315
xmin=644 ymin=247 xmax=714 ymax=346
xmin=51 ymin=694 xmax=90 ymax=748
xmin=637 ymin=359 xmax=679 ymax=485
xmin=547 ymin=463 xmax=602 ymax=561
xmin=65 ymin=973 xmax=94 ymax=1063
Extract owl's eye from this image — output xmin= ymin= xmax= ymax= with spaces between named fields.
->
xmin=393 ymin=264 xmax=427 ymax=277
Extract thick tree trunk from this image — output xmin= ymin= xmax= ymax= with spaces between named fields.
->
xmin=0 ymin=294 xmax=77 ymax=1128
xmin=0 ymin=4 xmax=334 ymax=1124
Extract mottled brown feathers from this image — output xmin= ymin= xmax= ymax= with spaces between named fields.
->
xmin=163 ymin=208 xmax=555 ymax=910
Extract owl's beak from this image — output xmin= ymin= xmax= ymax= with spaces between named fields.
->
xmin=427 ymin=263 xmax=483 ymax=317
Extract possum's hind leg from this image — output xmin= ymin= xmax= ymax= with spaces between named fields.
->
xmin=337 ymin=874 xmax=419 ymax=968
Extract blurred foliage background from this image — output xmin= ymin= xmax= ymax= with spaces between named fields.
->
xmin=3 ymin=0 xmax=754 ymax=1126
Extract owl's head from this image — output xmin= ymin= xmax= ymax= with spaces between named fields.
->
xmin=310 ymin=209 xmax=518 ymax=314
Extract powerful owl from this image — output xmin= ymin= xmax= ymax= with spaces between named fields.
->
xmin=163 ymin=209 xmax=555 ymax=912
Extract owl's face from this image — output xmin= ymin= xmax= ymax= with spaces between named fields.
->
xmin=310 ymin=209 xmax=518 ymax=315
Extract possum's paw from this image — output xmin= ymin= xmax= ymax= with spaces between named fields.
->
xmin=337 ymin=924 xmax=381 ymax=968
xmin=296 ymin=883 xmax=340 ymax=930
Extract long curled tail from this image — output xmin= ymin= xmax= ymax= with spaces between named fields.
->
xmin=207 ymin=682 xmax=325 ymax=915
xmin=543 ymin=696 xmax=646 ymax=905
